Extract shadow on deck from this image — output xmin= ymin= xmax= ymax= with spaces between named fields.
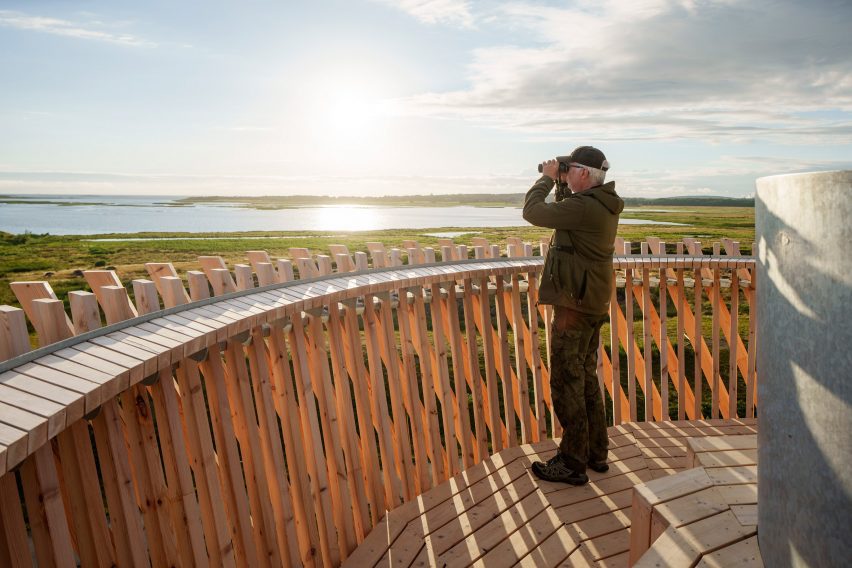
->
xmin=345 ymin=418 xmax=759 ymax=567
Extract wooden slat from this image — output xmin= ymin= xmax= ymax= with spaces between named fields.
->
xmin=410 ymin=287 xmax=447 ymax=483
xmin=676 ymin=243 xmax=686 ymax=420
xmin=641 ymin=244 xmax=654 ymax=421
xmin=324 ymin=304 xmax=371 ymax=543
xmin=90 ymin=399 xmax=151 ymax=567
xmin=442 ymin=283 xmax=475 ymax=469
xmin=477 ymin=277 xmax=502 ymax=454
xmin=249 ymin=327 xmax=304 ymax=566
xmin=20 ymin=444 xmax=75 ymax=568
xmin=338 ymin=305 xmax=386 ymax=518
xmin=159 ymin=275 xmax=236 ymax=566
xmin=393 ymin=288 xmax=432 ymax=493
xmin=428 ymin=283 xmax=460 ymax=477
xmin=196 ymin=350 xmax=256 ymax=563
xmin=525 ymin=272 xmax=548 ymax=441
xmin=0 ymin=471 xmax=32 ymax=568
xmin=287 ymin=322 xmax=339 ymax=566
xmin=374 ymin=294 xmax=417 ymax=497
xmin=134 ymin=282 xmax=209 ymax=567
xmin=493 ymin=278 xmax=514 ymax=450
xmin=624 ymin=242 xmax=638 ymax=420
xmin=8 ymin=281 xmax=74 ymax=335
xmin=221 ymin=340 xmax=281 ymax=568
xmin=363 ymin=296 xmax=408 ymax=508
xmin=695 ymin=536 xmax=763 ymax=567
xmin=304 ymin=316 xmax=357 ymax=559
xmin=56 ymin=420 xmax=116 ymax=567
xmin=264 ymin=325 xmax=321 ymax=566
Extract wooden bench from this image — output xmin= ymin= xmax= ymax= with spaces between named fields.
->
xmin=629 ymin=434 xmax=760 ymax=566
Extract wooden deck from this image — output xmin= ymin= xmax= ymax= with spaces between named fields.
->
xmin=344 ymin=418 xmax=758 ymax=567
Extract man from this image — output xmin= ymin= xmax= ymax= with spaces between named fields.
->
xmin=522 ymin=145 xmax=624 ymax=485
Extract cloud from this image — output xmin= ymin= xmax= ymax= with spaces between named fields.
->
xmin=0 ymin=169 xmax=532 ymax=196
xmin=372 ymin=0 xmax=475 ymax=28
xmin=394 ymin=0 xmax=852 ymax=144
xmin=0 ymin=10 xmax=155 ymax=47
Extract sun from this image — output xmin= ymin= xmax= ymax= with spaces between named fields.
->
xmin=321 ymin=91 xmax=376 ymax=140
xmin=285 ymin=66 xmax=400 ymax=164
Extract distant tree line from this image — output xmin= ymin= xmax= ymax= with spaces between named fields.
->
xmin=176 ymin=194 xmax=754 ymax=208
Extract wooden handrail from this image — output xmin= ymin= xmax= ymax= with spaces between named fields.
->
xmin=0 ymin=241 xmax=757 ymax=566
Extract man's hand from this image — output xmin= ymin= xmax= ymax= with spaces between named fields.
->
xmin=541 ymin=159 xmax=559 ymax=180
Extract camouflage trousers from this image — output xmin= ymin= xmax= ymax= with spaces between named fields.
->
xmin=550 ymin=306 xmax=609 ymax=473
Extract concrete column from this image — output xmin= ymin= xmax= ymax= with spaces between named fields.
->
xmin=756 ymin=170 xmax=852 ymax=567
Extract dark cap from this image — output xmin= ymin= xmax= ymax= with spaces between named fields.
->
xmin=557 ymin=146 xmax=609 ymax=171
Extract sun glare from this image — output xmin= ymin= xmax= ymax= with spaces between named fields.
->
xmin=297 ymin=71 xmax=394 ymax=153
xmin=322 ymin=91 xmax=376 ymax=139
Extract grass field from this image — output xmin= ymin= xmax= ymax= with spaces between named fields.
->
xmin=0 ymin=205 xmax=754 ymax=309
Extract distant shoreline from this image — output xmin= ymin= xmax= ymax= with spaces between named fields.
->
xmin=0 ymin=193 xmax=755 ymax=209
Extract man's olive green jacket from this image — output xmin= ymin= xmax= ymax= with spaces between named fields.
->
xmin=523 ymin=176 xmax=624 ymax=315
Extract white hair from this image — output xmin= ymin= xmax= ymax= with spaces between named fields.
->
xmin=584 ymin=166 xmax=607 ymax=186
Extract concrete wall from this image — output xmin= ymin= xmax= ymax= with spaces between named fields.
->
xmin=756 ymin=170 xmax=852 ymax=567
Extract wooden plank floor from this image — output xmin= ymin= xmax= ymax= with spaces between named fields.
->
xmin=344 ymin=418 xmax=757 ymax=568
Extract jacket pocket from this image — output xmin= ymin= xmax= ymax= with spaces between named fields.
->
xmin=537 ymin=251 xmax=562 ymax=305
xmin=557 ymin=253 xmax=585 ymax=303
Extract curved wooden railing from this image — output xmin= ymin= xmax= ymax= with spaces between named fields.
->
xmin=0 ymin=237 xmax=756 ymax=567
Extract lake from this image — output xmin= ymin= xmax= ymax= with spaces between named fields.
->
xmin=0 ymin=195 xmax=682 ymax=235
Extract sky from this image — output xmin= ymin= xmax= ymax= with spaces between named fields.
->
xmin=0 ymin=0 xmax=850 ymax=198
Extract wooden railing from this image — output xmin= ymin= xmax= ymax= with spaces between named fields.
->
xmin=0 ymin=237 xmax=756 ymax=567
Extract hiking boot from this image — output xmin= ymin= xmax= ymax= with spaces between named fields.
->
xmin=531 ymin=454 xmax=589 ymax=485
xmin=588 ymin=460 xmax=609 ymax=473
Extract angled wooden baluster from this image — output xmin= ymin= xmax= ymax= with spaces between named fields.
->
xmin=220 ymin=337 xmax=281 ymax=568
xmin=19 ymin=442 xmax=75 ymax=568
xmin=304 ymin=313 xmax=357 ymax=559
xmin=287 ymin=318 xmax=339 ymax=566
xmin=441 ymin=282 xmax=475 ymax=469
xmin=328 ymin=245 xmax=355 ymax=272
xmin=68 ymin=293 xmax=149 ymax=568
xmin=365 ymin=242 xmax=388 ymax=268
xmin=373 ymin=293 xmax=416 ymax=497
xmin=338 ymin=303 xmax=386 ymax=515
xmin=247 ymin=250 xmax=279 ymax=283
xmin=31 ymin=300 xmax=117 ymax=567
xmin=428 ymin=282 xmax=460 ymax=476
xmin=264 ymin=322 xmax=323 ymax=567
xmin=362 ymin=294 xmax=408 ymax=502
xmin=198 ymin=256 xmax=238 ymax=293
xmin=158 ymin=274 xmax=237 ymax=566
xmin=8 ymin=281 xmax=74 ymax=334
xmin=623 ymin=241 xmax=638 ymax=420
xmin=241 ymin=322 xmax=303 ymax=566
xmin=95 ymin=285 xmax=181 ymax=567
xmin=640 ymin=242 xmax=654 ymax=421
xmin=325 ymin=302 xmax=371 ymax=541
xmin=410 ymin=286 xmax=449 ymax=482
xmin=476 ymin=276 xmax=502 ymax=454
xmin=492 ymin=276 xmax=515 ymax=449
xmin=525 ymin=267 xmax=549 ymax=440
xmin=508 ymin=273 xmax=532 ymax=443
xmin=133 ymin=280 xmax=209 ymax=566
xmin=393 ymin=287 xmax=433 ymax=491
xmin=0 ymin=467 xmax=31 ymax=568
xmin=202 ymin=270 xmax=276 ymax=566
xmin=452 ymin=279 xmax=486 ymax=465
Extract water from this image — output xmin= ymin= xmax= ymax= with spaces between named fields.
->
xmin=0 ymin=195 xmax=683 ymax=235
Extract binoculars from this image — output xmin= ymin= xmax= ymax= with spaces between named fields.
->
xmin=537 ymin=160 xmax=570 ymax=174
